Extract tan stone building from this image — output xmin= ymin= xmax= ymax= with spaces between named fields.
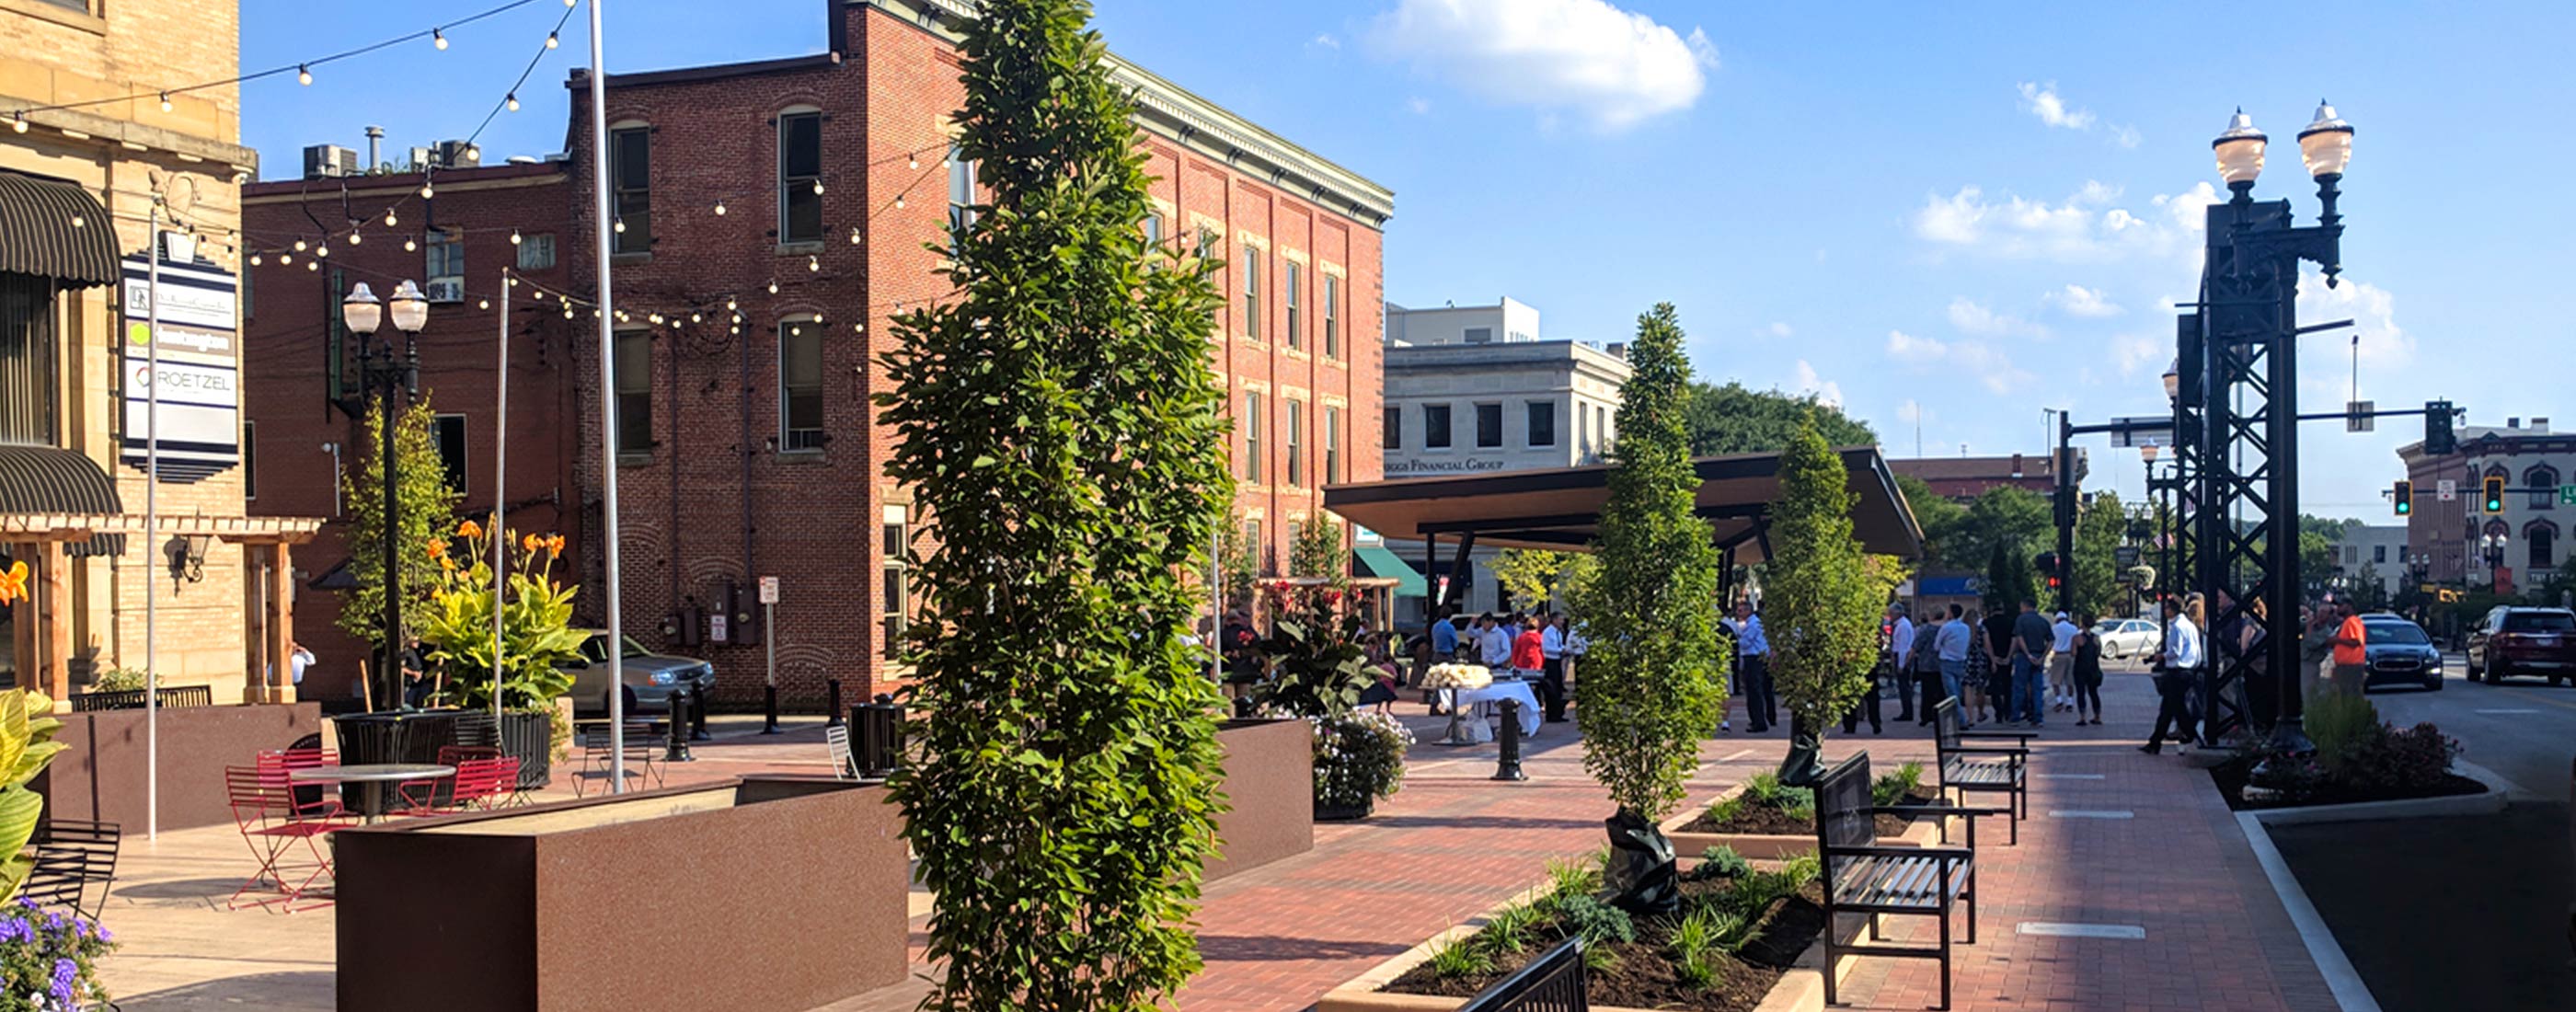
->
xmin=3 ymin=0 xmax=314 ymax=704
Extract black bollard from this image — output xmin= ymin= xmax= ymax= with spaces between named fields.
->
xmin=1492 ymin=699 xmax=1528 ymax=781
xmin=824 ymin=679 xmax=845 ymax=728
xmin=663 ymin=689 xmax=695 ymax=763
xmin=762 ymin=684 xmax=781 ymax=734
xmin=691 ymin=689 xmax=712 ymax=742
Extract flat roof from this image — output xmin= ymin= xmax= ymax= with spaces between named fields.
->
xmin=1323 ymin=446 xmax=1923 ymax=563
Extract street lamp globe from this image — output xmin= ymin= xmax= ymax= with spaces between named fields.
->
xmin=2297 ymin=100 xmax=2353 ymax=179
xmin=387 ymin=280 xmax=431 ymax=333
xmin=2162 ymin=358 xmax=2181 ymax=403
xmin=2213 ymin=109 xmax=2267 ymax=187
xmin=341 ymin=282 xmax=383 ymax=335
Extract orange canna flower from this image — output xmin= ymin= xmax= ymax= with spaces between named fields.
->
xmin=546 ymin=535 xmax=566 ymax=554
xmin=439 ymin=555 xmax=456 ymax=572
xmin=426 ymin=538 xmax=447 ymax=559
xmin=523 ymin=533 xmax=544 ymax=553
xmin=458 ymin=519 xmax=484 ymax=539
xmin=0 ymin=559 xmax=28 ymax=605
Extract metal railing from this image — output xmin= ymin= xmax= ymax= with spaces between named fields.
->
xmin=67 ymin=685 xmax=213 ymax=712
xmin=1458 ymin=936 xmax=1588 ymax=1012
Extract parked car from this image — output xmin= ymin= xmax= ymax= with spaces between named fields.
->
xmin=561 ymin=631 xmax=717 ymax=717
xmin=2466 ymin=606 xmax=2576 ymax=685
xmin=2091 ymin=617 xmax=2163 ymax=660
xmin=2357 ymin=616 xmax=2443 ymax=692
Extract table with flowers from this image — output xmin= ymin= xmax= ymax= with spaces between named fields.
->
xmin=1419 ymin=663 xmax=1543 ymax=745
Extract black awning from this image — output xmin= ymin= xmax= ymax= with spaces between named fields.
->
xmin=0 ymin=171 xmax=121 ymax=288
xmin=0 ymin=443 xmax=126 ymax=557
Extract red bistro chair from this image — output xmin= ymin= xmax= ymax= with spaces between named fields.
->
xmin=224 ymin=765 xmax=352 ymax=913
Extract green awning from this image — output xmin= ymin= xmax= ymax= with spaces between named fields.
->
xmin=1353 ymin=546 xmax=1426 ymax=597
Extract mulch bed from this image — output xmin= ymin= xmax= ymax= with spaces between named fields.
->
xmin=1676 ymin=789 xmax=1945 ymax=838
xmin=2208 ymin=762 xmax=2488 ymax=811
xmin=1383 ymin=876 xmax=1827 ymax=1012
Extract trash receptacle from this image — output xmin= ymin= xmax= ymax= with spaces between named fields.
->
xmin=853 ymin=701 xmax=904 ymax=778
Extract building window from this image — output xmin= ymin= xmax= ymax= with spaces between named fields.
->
xmin=2530 ymin=524 xmax=2557 ymax=571
xmin=1143 ymin=212 xmax=1163 ymax=246
xmin=1527 ymin=401 xmax=1556 ymax=448
xmin=1424 ymin=404 xmax=1452 ymax=449
xmin=1475 ymin=403 xmax=1503 ymax=449
xmin=947 ymin=144 xmax=978 ymax=252
xmin=1283 ymin=261 xmax=1302 ymax=350
xmin=1244 ymin=518 xmax=1265 ymax=575
xmin=779 ymin=320 xmax=823 ymax=452
xmin=1382 ymin=405 xmax=1400 ymax=451
xmin=776 ymin=111 xmax=824 ymax=244
xmin=1244 ymin=392 xmax=1264 ymax=482
xmin=515 ymin=233 xmax=557 ymax=270
xmin=1325 ymin=406 xmax=1342 ymax=485
xmin=2374 ymin=544 xmax=2387 ymax=564
xmin=432 ymin=413 xmax=468 ymax=494
xmin=1464 ymin=327 xmax=1492 ymax=345
xmin=424 ymin=229 xmax=464 ymax=302
xmin=1596 ymin=406 xmax=1610 ymax=448
xmin=1322 ymin=274 xmax=1340 ymax=359
xmin=1242 ymin=251 xmax=1260 ymax=340
xmin=610 ymin=126 xmax=651 ymax=254
xmin=1577 ymin=404 xmax=1590 ymax=455
xmin=882 ymin=506 xmax=909 ymax=659
xmin=1285 ymin=400 xmax=1304 ymax=487
xmin=2528 ymin=466 xmax=2559 ymax=510
xmin=614 ymin=330 xmax=652 ymax=456
xmin=243 ymin=420 xmax=258 ymax=500
xmin=0 ymin=275 xmax=60 ymax=444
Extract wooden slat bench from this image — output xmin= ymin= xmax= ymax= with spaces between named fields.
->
xmin=1932 ymin=697 xmax=2030 ymax=843
xmin=1816 ymin=753 xmax=2001 ymax=1011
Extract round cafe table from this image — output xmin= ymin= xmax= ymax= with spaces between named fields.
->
xmin=1436 ymin=680 xmax=1543 ymax=745
xmin=289 ymin=764 xmax=454 ymax=823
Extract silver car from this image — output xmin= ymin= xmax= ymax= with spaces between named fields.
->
xmin=2091 ymin=618 xmax=2164 ymax=660
xmin=561 ymin=631 xmax=716 ymax=717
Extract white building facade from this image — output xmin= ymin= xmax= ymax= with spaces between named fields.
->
xmin=2327 ymin=524 xmax=2409 ymax=601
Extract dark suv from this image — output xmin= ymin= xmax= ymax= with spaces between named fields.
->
xmin=2466 ymin=606 xmax=2576 ymax=685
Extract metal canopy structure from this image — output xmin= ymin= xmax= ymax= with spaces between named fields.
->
xmin=1324 ymin=446 xmax=1923 ymax=613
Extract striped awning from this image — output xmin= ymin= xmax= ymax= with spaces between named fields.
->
xmin=0 ymin=170 xmax=121 ymax=288
xmin=0 ymin=444 xmax=125 ymax=557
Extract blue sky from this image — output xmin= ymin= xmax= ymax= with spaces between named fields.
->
xmin=242 ymin=0 xmax=2576 ymax=517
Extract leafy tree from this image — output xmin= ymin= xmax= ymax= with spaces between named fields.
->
xmin=337 ymin=398 xmax=458 ymax=660
xmin=1289 ymin=513 xmax=1348 ymax=584
xmin=1685 ymin=381 xmax=1876 ymax=457
xmin=1489 ymin=548 xmax=1580 ymax=612
xmin=1212 ymin=510 xmax=1260 ymax=611
xmin=1892 ymin=473 xmax=1969 ymax=566
xmin=873 ymin=0 xmax=1233 ymax=1005
xmin=2070 ymin=491 xmax=2125 ymax=616
xmin=1984 ymin=539 xmax=2033 ymax=614
xmin=1765 ymin=412 xmax=1898 ymax=779
xmin=1569 ymin=304 xmax=1725 ymax=822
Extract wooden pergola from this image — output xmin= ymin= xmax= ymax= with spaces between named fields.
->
xmin=1 ymin=512 xmax=324 ymax=702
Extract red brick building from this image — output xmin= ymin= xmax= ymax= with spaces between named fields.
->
xmin=1888 ymin=452 xmax=2088 ymax=502
xmin=555 ymin=0 xmax=1392 ymax=707
xmin=240 ymin=161 xmax=581 ymax=703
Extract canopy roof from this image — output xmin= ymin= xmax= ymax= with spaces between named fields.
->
xmin=0 ymin=171 xmax=121 ymax=288
xmin=1323 ymin=446 xmax=1923 ymax=564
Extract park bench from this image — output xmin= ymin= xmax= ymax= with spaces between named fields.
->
xmin=1932 ymin=698 xmax=2030 ymax=843
xmin=1816 ymin=752 xmax=1993 ymax=1011
xmin=1458 ymin=935 xmax=1585 ymax=1011
xmin=67 ymin=684 xmax=213 ymax=712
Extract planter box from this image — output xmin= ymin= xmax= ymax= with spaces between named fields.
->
xmin=1204 ymin=718 xmax=1316 ymax=882
xmin=1658 ymin=783 xmax=1954 ymax=861
xmin=333 ymin=776 xmax=908 ymax=1012
xmin=33 ymin=702 xmax=324 ymax=832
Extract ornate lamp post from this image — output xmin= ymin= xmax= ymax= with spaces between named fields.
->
xmin=343 ymin=280 xmax=429 ymax=708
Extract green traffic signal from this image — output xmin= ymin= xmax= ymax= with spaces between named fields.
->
xmin=2482 ymin=476 xmax=2506 ymax=513
xmin=2393 ymin=480 xmax=2412 ymax=516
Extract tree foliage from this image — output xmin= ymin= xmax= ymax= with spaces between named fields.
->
xmin=1212 ymin=510 xmax=1260 ymax=611
xmin=1569 ymin=304 xmax=1725 ymax=822
xmin=875 ymin=0 xmax=1233 ymax=1005
xmin=1289 ymin=513 xmax=1348 ymax=584
xmin=1489 ymin=548 xmax=1586 ymax=613
xmin=337 ymin=397 xmax=458 ymax=652
xmin=1685 ymin=382 xmax=1876 ymax=457
xmin=1765 ymin=412 xmax=1899 ymax=740
xmin=1892 ymin=473 xmax=1968 ymax=565
xmin=2070 ymin=491 xmax=2126 ymax=616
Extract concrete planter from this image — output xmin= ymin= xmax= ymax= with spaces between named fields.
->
xmin=1205 ymin=718 xmax=1317 ymax=881
xmin=1658 ymin=783 xmax=1953 ymax=860
xmin=333 ymin=776 xmax=908 ymax=1012
xmin=34 ymin=702 xmax=324 ymax=831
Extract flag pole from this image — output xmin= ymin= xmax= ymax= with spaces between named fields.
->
xmin=492 ymin=268 xmax=510 ymax=723
xmin=586 ymin=0 xmax=627 ymax=790
xmin=144 ymin=202 xmax=162 ymax=842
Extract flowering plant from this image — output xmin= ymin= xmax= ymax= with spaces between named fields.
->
xmin=0 ymin=561 xmax=26 ymax=607
xmin=418 ymin=521 xmax=587 ymax=711
xmin=0 ymin=897 xmax=112 ymax=1011
xmin=1248 ymin=579 xmax=1372 ymax=719
xmin=1311 ymin=710 xmax=1412 ymax=811
xmin=1420 ymin=663 xmax=1493 ymax=691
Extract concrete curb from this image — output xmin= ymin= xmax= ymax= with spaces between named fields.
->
xmin=2246 ymin=767 xmax=2505 ymax=827
xmin=1659 ymin=784 xmax=1955 ymax=860
xmin=2237 ymin=811 xmax=2384 ymax=1012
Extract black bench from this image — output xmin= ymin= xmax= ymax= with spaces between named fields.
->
xmin=1932 ymin=698 xmax=2030 ymax=843
xmin=1458 ymin=935 xmax=1586 ymax=1011
xmin=1816 ymin=753 xmax=1994 ymax=1011
xmin=67 ymin=684 xmax=213 ymax=712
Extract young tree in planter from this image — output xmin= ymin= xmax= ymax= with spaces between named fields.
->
xmin=874 ymin=0 xmax=1234 ymax=1006
xmin=1765 ymin=412 xmax=1901 ymax=782
xmin=1570 ymin=304 xmax=1725 ymax=840
xmin=1289 ymin=514 xmax=1350 ymax=585
xmin=336 ymin=399 xmax=457 ymax=663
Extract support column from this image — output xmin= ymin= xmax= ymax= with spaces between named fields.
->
xmin=243 ymin=544 xmax=267 ymax=702
xmin=7 ymin=542 xmax=32 ymax=692
xmin=38 ymin=541 xmax=69 ymax=700
xmin=266 ymin=543 xmax=296 ymax=704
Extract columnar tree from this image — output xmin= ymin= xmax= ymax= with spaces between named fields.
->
xmin=1570 ymin=304 xmax=1724 ymax=822
xmin=1765 ymin=411 xmax=1895 ymax=781
xmin=336 ymin=398 xmax=456 ymax=660
xmin=874 ymin=0 xmax=1234 ymax=1006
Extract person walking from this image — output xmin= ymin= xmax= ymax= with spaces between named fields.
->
xmin=1912 ymin=609 xmax=1948 ymax=724
xmin=1962 ymin=607 xmax=1995 ymax=724
xmin=1935 ymin=604 xmax=1974 ymax=719
xmin=1728 ymin=600 xmax=1777 ymax=733
xmin=1888 ymin=604 xmax=1918 ymax=722
xmin=2329 ymin=601 xmax=2368 ymax=696
xmin=2298 ymin=603 xmax=2338 ymax=701
xmin=1539 ymin=612 xmax=1570 ymax=722
xmin=2071 ymin=611 xmax=2105 ymax=725
xmin=2144 ymin=596 xmax=2203 ymax=753
xmin=2011 ymin=599 xmax=2053 ymax=728
xmin=2049 ymin=611 xmax=2081 ymax=712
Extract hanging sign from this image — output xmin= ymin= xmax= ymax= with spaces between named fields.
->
xmin=119 ymin=241 xmax=240 ymax=483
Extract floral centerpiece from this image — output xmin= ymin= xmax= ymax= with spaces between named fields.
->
xmin=1420 ymin=662 xmax=1494 ymax=691
xmin=1248 ymin=578 xmax=1411 ymax=819
xmin=417 ymin=522 xmax=588 ymax=785
xmin=0 ymin=898 xmax=112 ymax=1011
xmin=1311 ymin=711 xmax=1413 ymax=820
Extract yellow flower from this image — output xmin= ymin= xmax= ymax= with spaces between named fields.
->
xmin=440 ymin=555 xmax=456 ymax=572
xmin=546 ymin=534 xmax=566 ymax=554
xmin=458 ymin=519 xmax=484 ymax=539
xmin=523 ymin=533 xmax=544 ymax=554
xmin=426 ymin=538 xmax=447 ymax=559
xmin=0 ymin=559 xmax=27 ymax=605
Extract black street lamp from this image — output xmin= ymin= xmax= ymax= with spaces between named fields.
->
xmin=343 ymin=280 xmax=429 ymax=709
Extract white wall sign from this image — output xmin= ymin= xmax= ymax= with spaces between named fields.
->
xmin=758 ymin=576 xmax=780 ymax=604
xmin=119 ymin=252 xmax=239 ymax=483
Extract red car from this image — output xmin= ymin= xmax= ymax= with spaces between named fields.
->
xmin=2466 ymin=606 xmax=2576 ymax=685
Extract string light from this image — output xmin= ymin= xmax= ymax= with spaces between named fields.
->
xmin=765 ymin=280 xmax=778 ymax=294
xmin=807 ymin=255 xmax=820 ymax=272
xmin=10 ymin=113 xmax=25 ymax=133
xmin=297 ymin=64 xmax=312 ymax=86
xmin=613 ymin=218 xmax=626 ymax=234
xmin=384 ymin=210 xmax=397 ymax=226
xmin=158 ymin=93 xmax=172 ymax=112
xmin=853 ymin=321 xmax=864 ymax=333
xmin=545 ymin=30 xmax=558 ymax=49
xmin=848 ymin=226 xmax=862 ymax=245
xmin=278 ymin=253 xmax=291 ymax=265
xmin=293 ymin=239 xmax=307 ymax=251
xmin=505 ymin=93 xmax=520 ymax=112
xmin=433 ymin=28 xmax=447 ymax=50
xmin=725 ymin=298 xmax=737 ymax=311
xmin=689 ymin=313 xmax=701 ymax=324
xmin=894 ymin=195 xmax=904 ymax=210
xmin=348 ymin=232 xmax=362 ymax=245
xmin=314 ymin=243 xmax=328 ymax=259
xmin=507 ymin=277 xmax=519 ymax=287
xmin=649 ymin=314 xmax=663 ymax=325
xmin=510 ymin=230 xmax=523 ymax=245
xmin=249 ymin=254 xmax=263 ymax=266
xmin=811 ymin=179 xmax=824 ymax=196
xmin=420 ymin=181 xmax=434 ymax=200
xmin=713 ymin=200 xmax=726 ymax=215
xmin=907 ymin=154 xmax=917 ymax=170
xmin=404 ymin=237 xmax=417 ymax=252
xmin=478 ymin=298 xmax=490 ymax=310
xmin=306 ymin=261 xmax=319 ymax=271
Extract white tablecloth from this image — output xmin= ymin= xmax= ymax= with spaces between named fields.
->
xmin=1451 ymin=681 xmax=1544 ymax=737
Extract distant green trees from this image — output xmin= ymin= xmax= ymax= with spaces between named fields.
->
xmin=1685 ymin=382 xmax=1876 ymax=457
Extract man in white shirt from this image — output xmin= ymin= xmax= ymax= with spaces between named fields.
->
xmin=1478 ymin=615 xmax=1513 ymax=669
xmin=2145 ymin=597 xmax=2202 ymax=753
xmin=1888 ymin=605 xmax=1918 ymax=721
xmin=1539 ymin=614 xmax=1570 ymax=722
xmin=1725 ymin=601 xmax=1776 ymax=733
xmin=2048 ymin=611 xmax=2080 ymax=712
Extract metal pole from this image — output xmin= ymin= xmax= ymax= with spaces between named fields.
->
xmin=144 ymin=204 xmax=160 ymax=842
xmin=762 ymin=599 xmax=778 ymax=733
xmin=381 ymin=330 xmax=401 ymax=709
xmin=587 ymin=0 xmax=627 ymax=791
xmin=2055 ymin=413 xmax=2075 ymax=615
xmin=493 ymin=269 xmax=510 ymax=722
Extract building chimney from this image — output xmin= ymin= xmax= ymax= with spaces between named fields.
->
xmin=2532 ymin=418 xmax=2551 ymax=433
xmin=2010 ymin=453 xmax=2025 ymax=477
xmin=364 ymin=125 xmax=385 ymax=171
xmin=2508 ymin=417 xmax=2522 ymax=430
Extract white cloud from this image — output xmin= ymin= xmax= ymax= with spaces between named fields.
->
xmin=2045 ymin=283 xmax=2122 ymax=317
xmin=1913 ymin=180 xmax=2216 ymax=263
xmin=1367 ymin=0 xmax=1719 ymax=132
xmin=2017 ymin=81 xmax=2094 ymax=131
xmin=2298 ymin=271 xmax=2414 ymax=374
xmin=1896 ymin=398 xmax=1929 ymax=425
xmin=1768 ymin=321 xmax=1793 ymax=338
xmin=2110 ymin=124 xmax=2143 ymax=149
xmin=1885 ymin=329 xmax=2036 ymax=395
xmin=1947 ymin=297 xmax=2049 ymax=339
xmin=1792 ymin=361 xmax=1844 ymax=408
xmin=1312 ymin=33 xmax=1341 ymax=49
xmin=1406 ymin=96 xmax=1432 ymax=115
xmin=2110 ymin=332 xmax=2164 ymax=376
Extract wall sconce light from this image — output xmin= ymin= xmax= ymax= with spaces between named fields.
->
xmin=165 ymin=533 xmax=213 ymax=585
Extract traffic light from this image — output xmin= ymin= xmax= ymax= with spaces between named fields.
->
xmin=2392 ymin=479 xmax=2412 ymax=516
xmin=2032 ymin=550 xmax=2063 ymax=591
xmin=2483 ymin=476 xmax=2506 ymax=513
xmin=2425 ymin=400 xmax=2455 ymax=456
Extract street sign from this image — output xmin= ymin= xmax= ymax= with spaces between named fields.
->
xmin=2559 ymin=486 xmax=2576 ymax=506
xmin=2114 ymin=546 xmax=2140 ymax=567
xmin=758 ymin=576 xmax=780 ymax=604
xmin=2437 ymin=478 xmax=2457 ymax=502
xmin=708 ymin=613 xmax=730 ymax=641
xmin=2346 ymin=400 xmax=2375 ymax=432
xmin=2109 ymin=417 xmax=2174 ymax=448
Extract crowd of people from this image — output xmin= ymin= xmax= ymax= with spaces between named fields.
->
xmin=1419 ymin=608 xmax=1583 ymax=722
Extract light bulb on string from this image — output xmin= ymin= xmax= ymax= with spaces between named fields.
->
xmin=477 ymin=298 xmax=489 ymax=310
xmin=807 ymin=255 xmax=820 ymax=272
xmin=10 ymin=113 xmax=27 ymax=134
xmin=314 ymin=243 xmax=328 ymax=258
xmin=812 ymin=179 xmax=824 ymax=196
xmin=158 ymin=93 xmax=172 ymax=112
xmin=508 ymin=277 xmax=519 ymax=287
xmin=306 ymin=261 xmax=318 ymax=271
xmin=297 ymin=64 xmax=312 ymax=86
xmin=293 ymin=239 xmax=307 ymax=251
xmin=249 ymin=254 xmax=263 ymax=266
xmin=506 ymin=93 xmax=520 ymax=112
xmin=725 ymin=298 xmax=737 ymax=311
xmin=404 ymin=237 xmax=417 ymax=252
xmin=649 ymin=314 xmax=663 ymax=325
xmin=790 ymin=325 xmax=801 ymax=337
xmin=348 ymin=232 xmax=361 ymax=245
xmin=384 ymin=210 xmax=397 ymax=226
xmin=907 ymin=154 xmax=917 ymax=170
xmin=510 ymin=230 xmax=523 ymax=245
xmin=546 ymin=31 xmax=559 ymax=50
xmin=853 ymin=321 xmax=864 ymax=333
xmin=713 ymin=200 xmax=726 ymax=216
xmin=613 ymin=218 xmax=626 ymax=234
xmin=278 ymin=253 xmax=290 ymax=265
xmin=848 ymin=226 xmax=862 ymax=245
xmin=766 ymin=280 xmax=778 ymax=294
xmin=894 ymin=194 xmax=904 ymax=210
xmin=420 ymin=182 xmax=434 ymax=200
xmin=432 ymin=29 xmax=447 ymax=50
xmin=689 ymin=313 xmax=701 ymax=324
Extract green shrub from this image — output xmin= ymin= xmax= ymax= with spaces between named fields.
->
xmin=2343 ymin=721 xmax=2459 ymax=794
xmin=2304 ymin=687 xmax=2380 ymax=773
xmin=1698 ymin=845 xmax=1751 ymax=880
xmin=1778 ymin=852 xmax=1821 ymax=887
xmin=1430 ymin=936 xmax=1491 ymax=979
xmin=1670 ymin=908 xmax=1726 ymax=990
xmin=1479 ymin=903 xmax=1538 ymax=958
xmin=88 ymin=668 xmax=146 ymax=694
xmin=1872 ymin=761 xmax=1925 ymax=806
xmin=1557 ymin=893 xmax=1637 ymax=948
xmin=1538 ymin=857 xmax=1599 ymax=913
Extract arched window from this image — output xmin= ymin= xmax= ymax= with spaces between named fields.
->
xmin=2527 ymin=466 xmax=2560 ymax=510
xmin=2527 ymin=521 xmax=2559 ymax=572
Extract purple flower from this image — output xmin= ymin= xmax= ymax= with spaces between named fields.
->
xmin=48 ymin=956 xmax=75 ymax=1003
